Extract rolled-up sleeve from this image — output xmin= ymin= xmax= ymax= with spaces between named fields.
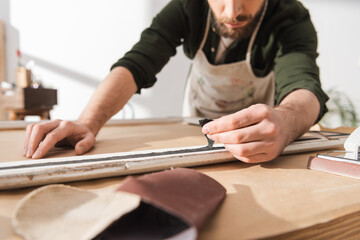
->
xmin=274 ymin=13 xmax=328 ymax=122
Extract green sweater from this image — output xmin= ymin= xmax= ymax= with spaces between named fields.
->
xmin=112 ymin=0 xmax=328 ymax=121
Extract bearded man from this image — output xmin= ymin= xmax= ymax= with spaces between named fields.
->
xmin=23 ymin=0 xmax=328 ymax=163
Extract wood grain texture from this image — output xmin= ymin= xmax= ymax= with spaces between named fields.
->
xmin=265 ymin=210 xmax=360 ymax=240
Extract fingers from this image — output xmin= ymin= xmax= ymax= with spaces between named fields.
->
xmin=31 ymin=124 xmax=73 ymax=159
xmin=207 ymin=126 xmax=260 ymax=144
xmin=232 ymin=153 xmax=269 ymax=164
xmin=207 ymin=119 xmax=278 ymax=144
xmin=202 ymin=104 xmax=272 ymax=134
xmin=24 ymin=120 xmax=61 ymax=158
xmin=224 ymin=141 xmax=277 ymax=163
xmin=224 ymin=142 xmax=265 ymax=158
xmin=200 ymin=105 xmax=283 ymax=163
xmin=24 ymin=124 xmax=35 ymax=156
xmin=74 ymin=132 xmax=96 ymax=155
xmin=24 ymin=120 xmax=96 ymax=159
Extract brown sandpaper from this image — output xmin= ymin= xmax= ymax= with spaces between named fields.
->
xmin=12 ymin=168 xmax=226 ymax=240
xmin=117 ymin=167 xmax=226 ymax=230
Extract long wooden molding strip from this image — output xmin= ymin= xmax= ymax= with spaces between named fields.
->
xmin=0 ymin=146 xmax=225 ymax=171
xmin=0 ymin=132 xmax=348 ymax=190
xmin=0 ymin=144 xmax=233 ymax=190
xmin=282 ymin=131 xmax=348 ymax=154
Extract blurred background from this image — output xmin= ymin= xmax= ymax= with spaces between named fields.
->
xmin=0 ymin=0 xmax=359 ymax=127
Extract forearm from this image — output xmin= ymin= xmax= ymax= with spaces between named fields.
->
xmin=77 ymin=66 xmax=137 ymax=135
xmin=275 ymin=89 xmax=320 ymax=144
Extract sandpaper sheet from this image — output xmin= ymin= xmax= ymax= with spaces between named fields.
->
xmin=12 ymin=168 xmax=225 ymax=240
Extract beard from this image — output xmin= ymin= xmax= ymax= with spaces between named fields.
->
xmin=212 ymin=3 xmax=264 ymax=40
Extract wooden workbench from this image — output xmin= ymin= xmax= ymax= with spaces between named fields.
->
xmin=0 ymin=119 xmax=359 ymax=239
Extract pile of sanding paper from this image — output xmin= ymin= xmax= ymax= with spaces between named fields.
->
xmin=12 ymin=168 xmax=225 ymax=240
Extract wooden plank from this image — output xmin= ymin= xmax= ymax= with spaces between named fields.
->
xmin=0 ymin=144 xmax=233 ymax=190
xmin=0 ymin=20 xmax=5 ymax=83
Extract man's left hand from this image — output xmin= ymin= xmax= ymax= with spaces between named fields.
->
xmin=202 ymin=90 xmax=320 ymax=163
xmin=202 ymin=104 xmax=291 ymax=163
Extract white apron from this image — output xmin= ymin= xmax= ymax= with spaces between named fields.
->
xmin=182 ymin=0 xmax=274 ymax=118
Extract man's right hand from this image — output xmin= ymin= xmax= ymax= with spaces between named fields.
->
xmin=22 ymin=66 xmax=137 ymax=159
xmin=23 ymin=119 xmax=96 ymax=159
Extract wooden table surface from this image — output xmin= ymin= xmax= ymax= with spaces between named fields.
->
xmin=0 ymin=120 xmax=360 ymax=239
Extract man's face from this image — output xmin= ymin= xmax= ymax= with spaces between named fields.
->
xmin=208 ymin=0 xmax=265 ymax=40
